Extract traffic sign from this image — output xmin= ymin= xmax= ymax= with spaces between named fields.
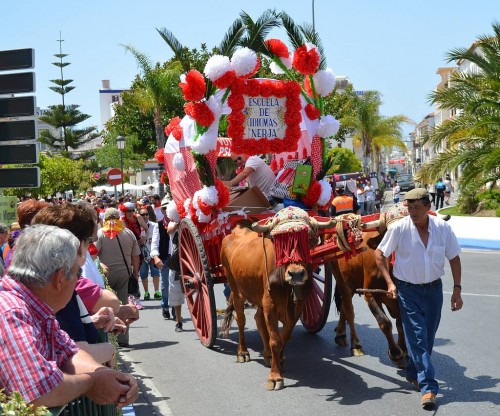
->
xmin=0 ymin=167 xmax=40 ymax=188
xmin=0 ymin=48 xmax=34 ymax=71
xmin=0 ymin=119 xmax=36 ymax=142
xmin=106 ymin=168 xmax=123 ymax=185
xmin=0 ymin=143 xmax=38 ymax=164
xmin=0 ymin=96 xmax=35 ymax=118
xmin=0 ymin=72 xmax=35 ymax=95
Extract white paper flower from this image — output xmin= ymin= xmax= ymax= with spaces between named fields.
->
xmin=317 ymin=179 xmax=333 ymax=206
xmin=317 ymin=115 xmax=341 ymax=138
xmin=173 ymin=152 xmax=185 ymax=171
xmin=196 ymin=210 xmax=212 ymax=223
xmin=166 ymin=200 xmax=180 ymax=224
xmin=207 ymin=94 xmax=223 ymax=119
xmin=204 ymin=55 xmax=231 ymax=82
xmin=313 ymin=68 xmax=336 ymax=97
xmin=190 ymin=131 xmax=213 ymax=154
xmin=199 ymin=185 xmax=219 ymax=206
xmin=231 ymin=47 xmax=258 ymax=77
xmin=270 ymin=56 xmax=292 ymax=75
xmin=184 ymin=198 xmax=192 ymax=218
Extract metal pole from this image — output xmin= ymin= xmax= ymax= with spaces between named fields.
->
xmin=312 ymin=0 xmax=315 ymax=31
xmin=120 ymin=147 xmax=124 ymax=197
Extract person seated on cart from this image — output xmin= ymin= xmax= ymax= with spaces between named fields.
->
xmin=330 ymin=186 xmax=359 ymax=216
xmin=223 ymin=154 xmax=276 ymax=201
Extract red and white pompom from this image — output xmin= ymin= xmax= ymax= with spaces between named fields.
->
xmin=312 ymin=68 xmax=336 ymax=97
xmin=183 ymin=198 xmax=192 ymax=219
xmin=204 ymin=55 xmax=232 ymax=83
xmin=198 ymin=185 xmax=219 ymax=206
xmin=317 ymin=115 xmax=341 ymax=138
xmin=166 ymin=200 xmax=180 ymax=224
xmin=317 ymin=179 xmax=333 ymax=206
xmin=173 ymin=152 xmax=185 ymax=171
xmin=231 ymin=47 xmax=259 ymax=78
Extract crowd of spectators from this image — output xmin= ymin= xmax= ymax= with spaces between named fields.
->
xmin=0 ymin=190 xmax=177 ymax=410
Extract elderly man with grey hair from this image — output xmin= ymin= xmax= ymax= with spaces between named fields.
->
xmin=0 ymin=224 xmax=138 ymax=408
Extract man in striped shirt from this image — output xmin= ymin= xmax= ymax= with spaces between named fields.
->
xmin=0 ymin=225 xmax=138 ymax=408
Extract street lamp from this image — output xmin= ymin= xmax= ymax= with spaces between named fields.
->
xmin=312 ymin=0 xmax=315 ymax=31
xmin=116 ymin=135 xmax=125 ymax=197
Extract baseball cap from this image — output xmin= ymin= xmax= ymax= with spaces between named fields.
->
xmin=123 ymin=202 xmax=135 ymax=211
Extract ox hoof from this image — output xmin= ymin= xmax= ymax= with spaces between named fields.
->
xmin=350 ymin=346 xmax=365 ymax=357
xmin=265 ymin=379 xmax=285 ymax=391
xmin=335 ymin=335 xmax=348 ymax=347
xmin=388 ymin=349 xmax=407 ymax=369
xmin=237 ymin=353 xmax=251 ymax=363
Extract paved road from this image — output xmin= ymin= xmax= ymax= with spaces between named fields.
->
xmin=119 ymin=249 xmax=500 ymax=416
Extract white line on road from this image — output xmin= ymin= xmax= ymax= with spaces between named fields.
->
xmin=120 ymin=350 xmax=173 ymax=416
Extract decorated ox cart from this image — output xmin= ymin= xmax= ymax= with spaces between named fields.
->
xmin=155 ymin=11 xmax=371 ymax=350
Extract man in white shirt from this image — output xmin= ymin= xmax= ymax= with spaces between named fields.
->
xmin=224 ymin=154 xmax=276 ymax=198
xmin=364 ymin=183 xmax=375 ymax=214
xmin=374 ymin=188 xmax=463 ymax=409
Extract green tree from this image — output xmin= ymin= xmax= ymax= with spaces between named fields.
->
xmin=38 ymin=34 xmax=99 ymax=156
xmin=352 ymin=90 xmax=407 ymax=172
xmin=418 ymin=22 xmax=500 ymax=192
xmin=94 ymin=133 xmax=146 ymax=175
xmin=326 ymin=147 xmax=363 ymax=174
xmin=323 ymin=84 xmax=359 ymax=145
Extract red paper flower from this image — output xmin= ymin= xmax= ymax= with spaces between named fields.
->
xmin=215 ymin=179 xmax=230 ymax=209
xmin=191 ymin=102 xmax=214 ymax=127
xmin=302 ymin=180 xmax=322 ymax=207
xmin=269 ymin=157 xmax=278 ymax=171
xmin=213 ymin=70 xmax=236 ymax=89
xmin=177 ymin=201 xmax=187 ymax=219
xmin=305 ymin=103 xmax=321 ymax=120
xmin=160 ymin=171 xmax=168 ymax=184
xmin=154 ymin=148 xmax=165 ymax=163
xmin=265 ymin=39 xmax=290 ymax=58
xmin=197 ymin=197 xmax=213 ymax=215
xmin=227 ymin=94 xmax=245 ymax=111
xmin=184 ymin=102 xmax=194 ymax=117
xmin=179 ymin=70 xmax=206 ymax=102
xmin=293 ymin=44 xmax=320 ymax=75
xmin=165 ymin=116 xmax=183 ymax=141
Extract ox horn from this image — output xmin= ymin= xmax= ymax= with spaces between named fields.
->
xmin=310 ymin=217 xmax=336 ymax=229
xmin=252 ymin=221 xmax=272 ymax=233
xmin=362 ymin=219 xmax=381 ymax=230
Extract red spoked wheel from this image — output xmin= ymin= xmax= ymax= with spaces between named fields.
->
xmin=300 ymin=262 xmax=333 ymax=333
xmin=179 ymin=218 xmax=217 ymax=348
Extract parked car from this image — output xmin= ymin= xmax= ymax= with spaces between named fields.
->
xmin=396 ymin=174 xmax=415 ymax=192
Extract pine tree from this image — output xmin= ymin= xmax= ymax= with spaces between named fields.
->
xmin=38 ymin=32 xmax=99 ymax=157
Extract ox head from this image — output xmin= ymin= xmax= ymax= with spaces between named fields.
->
xmin=252 ymin=206 xmax=334 ymax=286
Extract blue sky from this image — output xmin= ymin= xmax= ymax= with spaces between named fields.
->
xmin=2 ymin=1 xmax=498 ymax=136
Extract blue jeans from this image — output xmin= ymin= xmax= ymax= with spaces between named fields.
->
xmin=395 ymin=278 xmax=443 ymax=395
xmin=160 ymin=257 xmax=171 ymax=309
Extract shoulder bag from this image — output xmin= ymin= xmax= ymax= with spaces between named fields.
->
xmin=116 ymin=233 xmax=139 ymax=296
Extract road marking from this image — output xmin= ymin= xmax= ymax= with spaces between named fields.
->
xmin=120 ymin=350 xmax=174 ymax=416
xmin=444 ymin=291 xmax=500 ymax=298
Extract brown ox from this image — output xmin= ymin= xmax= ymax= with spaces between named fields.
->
xmin=220 ymin=207 xmax=332 ymax=390
xmin=334 ymin=230 xmax=407 ymax=367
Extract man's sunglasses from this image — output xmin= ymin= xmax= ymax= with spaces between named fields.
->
xmin=232 ymin=156 xmax=242 ymax=162
xmin=140 ymin=213 xmax=149 ymax=216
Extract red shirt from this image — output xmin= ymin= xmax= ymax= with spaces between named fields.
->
xmin=0 ymin=275 xmax=79 ymax=402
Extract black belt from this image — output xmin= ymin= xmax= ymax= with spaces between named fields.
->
xmin=395 ymin=278 xmax=442 ymax=287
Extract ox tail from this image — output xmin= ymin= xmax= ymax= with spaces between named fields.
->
xmin=334 ymin=283 xmax=342 ymax=314
xmin=219 ymin=295 xmax=235 ymax=339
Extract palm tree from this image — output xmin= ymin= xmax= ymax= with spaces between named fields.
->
xmin=352 ymin=91 xmax=408 ymax=172
xmin=122 ymin=46 xmax=184 ymax=196
xmin=419 ymin=22 xmax=500 ymax=189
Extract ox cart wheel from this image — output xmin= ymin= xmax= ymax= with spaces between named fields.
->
xmin=178 ymin=218 xmax=217 ymax=348
xmin=300 ymin=263 xmax=333 ymax=333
